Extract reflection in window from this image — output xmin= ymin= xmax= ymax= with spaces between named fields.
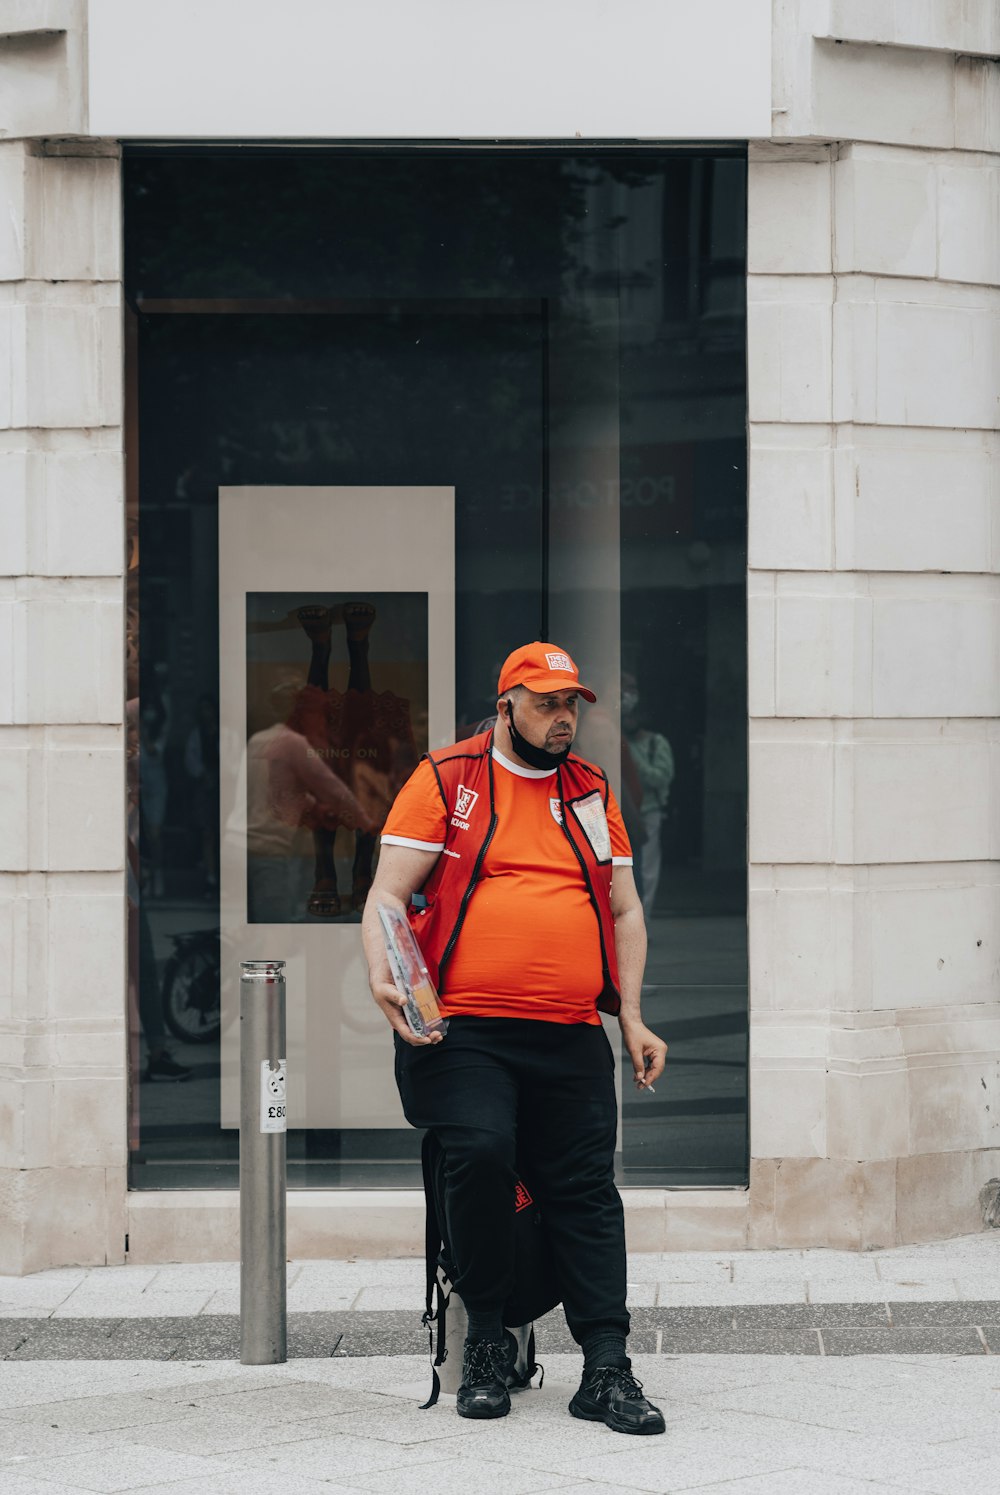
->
xmin=126 ymin=148 xmax=747 ymax=1189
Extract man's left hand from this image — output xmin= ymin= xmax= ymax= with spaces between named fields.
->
xmin=620 ymin=1020 xmax=667 ymax=1091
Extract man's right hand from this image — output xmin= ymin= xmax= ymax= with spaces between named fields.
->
xmin=369 ymin=978 xmax=444 ymax=1045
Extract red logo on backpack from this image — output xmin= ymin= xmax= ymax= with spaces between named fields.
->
xmin=514 ymin=1180 xmax=533 ymax=1212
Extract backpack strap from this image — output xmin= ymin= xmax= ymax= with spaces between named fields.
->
xmin=419 ymin=1130 xmax=447 ymax=1410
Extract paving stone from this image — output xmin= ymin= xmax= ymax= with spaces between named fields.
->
xmin=889 ymin=1301 xmax=990 ymax=1326
xmin=662 ymin=1327 xmax=823 ymax=1355
xmin=0 ymin=1390 xmax=197 ymax=1434
xmin=819 ymin=1327 xmax=986 ymax=1356
xmin=733 ymin=1302 xmax=890 ymax=1328
xmin=8 ymin=1441 xmax=227 ymax=1492
xmin=346 ymin=1452 xmax=578 ymax=1493
xmin=203 ymin=1430 xmax=444 ymax=1482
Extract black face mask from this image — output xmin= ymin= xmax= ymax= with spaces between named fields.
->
xmin=504 ymin=703 xmax=571 ymax=771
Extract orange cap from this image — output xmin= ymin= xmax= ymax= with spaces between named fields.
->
xmin=497 ymin=643 xmax=597 ymax=702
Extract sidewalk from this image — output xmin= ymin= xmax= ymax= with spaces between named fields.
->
xmin=2 ymin=1234 xmax=1000 ymax=1493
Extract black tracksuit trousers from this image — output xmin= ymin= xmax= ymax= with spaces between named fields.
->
xmin=394 ymin=1015 xmax=630 ymax=1346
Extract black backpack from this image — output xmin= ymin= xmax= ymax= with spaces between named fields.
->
xmin=419 ymin=1129 xmax=561 ymax=1408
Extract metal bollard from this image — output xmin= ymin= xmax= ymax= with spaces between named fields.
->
xmin=239 ymin=959 xmax=287 ymax=1364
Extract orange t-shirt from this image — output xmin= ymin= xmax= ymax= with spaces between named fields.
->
xmin=381 ymin=746 xmax=632 ymax=1024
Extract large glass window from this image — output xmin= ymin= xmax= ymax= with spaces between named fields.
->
xmin=125 ymin=147 xmax=747 ymax=1190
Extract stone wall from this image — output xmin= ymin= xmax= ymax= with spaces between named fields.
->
xmin=0 ymin=0 xmax=997 ymax=1269
xmin=747 ymin=1 xmax=1000 ymax=1246
xmin=0 ymin=3 xmax=126 ymax=1272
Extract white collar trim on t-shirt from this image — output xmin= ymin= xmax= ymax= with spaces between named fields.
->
xmin=491 ymin=745 xmax=557 ymax=780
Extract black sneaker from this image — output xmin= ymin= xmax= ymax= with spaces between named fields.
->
xmin=456 ymin=1331 xmax=517 ymax=1420
xmin=569 ymin=1363 xmax=666 ymax=1435
xmin=144 ymin=1052 xmax=192 ymax=1082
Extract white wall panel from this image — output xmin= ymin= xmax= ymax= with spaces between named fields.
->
xmin=87 ymin=0 xmax=773 ymax=140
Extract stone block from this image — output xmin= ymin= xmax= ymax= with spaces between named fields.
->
xmin=746 ymin=575 xmax=774 ymax=718
xmin=0 ymin=1162 xmax=125 ymax=1275
xmin=747 ymin=277 xmax=833 ymax=424
xmin=773 ymin=576 xmax=871 ymax=717
xmin=0 ymin=728 xmax=29 ymax=870
xmin=748 ymin=430 xmax=833 ymax=571
xmin=749 ymin=867 xmax=850 ymax=1014
xmin=46 ymin=876 xmax=126 ymax=1023
xmin=768 ymin=1157 xmax=897 ymax=1251
xmin=841 ymin=722 xmax=992 ymax=864
xmin=126 ymin=1192 xmax=240 ymax=1265
xmin=0 ymin=9 xmax=86 ymax=141
xmin=0 ymin=444 xmax=125 ymax=578
xmin=955 ymin=56 xmax=1000 ymax=154
xmin=0 ymin=584 xmax=13 ymax=722
xmin=17 ymin=583 xmax=122 ymax=723
xmin=834 ymin=280 xmax=1000 ymax=431
xmin=938 ymin=162 xmax=1000 ymax=287
xmin=0 ymin=453 xmax=29 ymax=575
xmin=4 ymin=300 xmax=122 ymax=430
xmin=0 ymin=141 xmax=27 ymax=280
xmin=872 ymin=293 xmax=999 ymax=432
xmin=746 ymin=1157 xmax=778 ymax=1249
xmin=812 ymin=38 xmax=955 ymax=150
xmin=833 ymin=427 xmax=995 ymax=574
xmin=895 ymin=1149 xmax=1000 ymax=1243
xmin=869 ymin=576 xmax=1000 ymax=719
xmin=622 ymin=1192 xmax=667 ymax=1252
xmin=49 ymin=1075 xmax=127 ymax=1169
xmin=748 ymin=725 xmax=834 ymax=864
xmin=27 ymin=152 xmax=121 ymax=282
xmin=833 ymin=151 xmax=936 ymax=278
xmin=868 ymin=865 xmax=1000 ymax=1011
xmin=992 ymin=722 xmax=1000 ymax=861
xmin=750 ymin=1054 xmax=827 ymax=1159
xmin=826 ymin=1065 xmax=910 ymax=1162
xmin=747 ymin=159 xmax=832 ymax=274
xmin=35 ymin=726 xmax=124 ymax=871
xmin=909 ymin=1050 xmax=1000 ymax=1156
xmin=662 ymin=1193 xmax=748 ymax=1252
xmin=823 ymin=0 xmax=1000 ymax=56
xmin=27 ymin=447 xmax=125 ymax=576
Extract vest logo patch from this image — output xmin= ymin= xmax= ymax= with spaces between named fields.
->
xmin=450 ymin=783 xmax=478 ymax=830
xmin=549 ymin=797 xmax=563 ymax=825
xmin=514 ymin=1180 xmax=533 ymax=1212
xmin=545 ymin=651 xmax=573 ymax=673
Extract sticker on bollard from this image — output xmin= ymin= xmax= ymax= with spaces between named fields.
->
xmin=259 ymin=1059 xmax=287 ymax=1133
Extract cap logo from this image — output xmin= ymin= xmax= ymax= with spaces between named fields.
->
xmin=545 ymin=651 xmax=573 ymax=673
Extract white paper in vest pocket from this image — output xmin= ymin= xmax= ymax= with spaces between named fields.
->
xmin=570 ymin=791 xmax=611 ymax=862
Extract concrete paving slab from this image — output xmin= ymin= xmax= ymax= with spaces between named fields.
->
xmin=732 ymin=1303 xmax=891 ymax=1328
xmin=657 ymin=1282 xmax=808 ymax=1306
xmin=131 ymin=1480 xmax=345 ymax=1495
xmin=346 ymin=1452 xmax=578 ymax=1493
xmin=889 ymin=1300 xmax=994 ymax=1325
xmin=8 ymin=1441 xmax=226 ymax=1492
xmin=5 ymin=1476 xmax=92 ymax=1495
xmin=0 ymin=1390 xmax=197 ymax=1434
xmin=182 ymin=1378 xmax=396 ymax=1423
xmin=117 ymin=1407 xmax=361 ymax=1456
xmin=685 ymin=1471 xmax=901 ymax=1494
xmin=203 ymin=1429 xmax=445 ymax=1483
xmin=53 ymin=1293 xmax=214 ymax=1321
xmin=807 ymin=1280 xmax=954 ymax=1303
xmin=820 ymin=1327 xmax=986 ymax=1356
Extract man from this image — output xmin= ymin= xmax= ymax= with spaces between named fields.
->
xmin=621 ymin=671 xmax=675 ymax=918
xmin=361 ymin=642 xmax=668 ymax=1434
